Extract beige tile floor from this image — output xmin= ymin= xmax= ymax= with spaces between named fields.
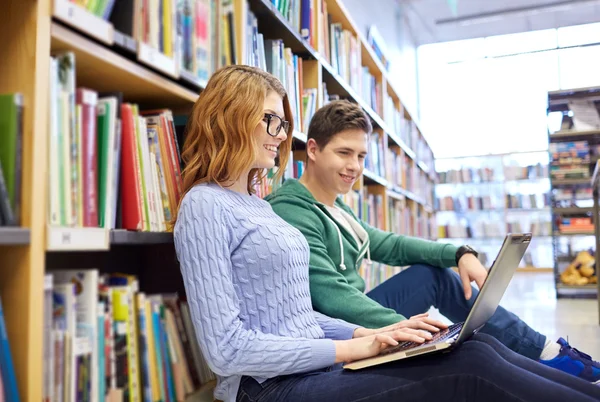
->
xmin=428 ymin=272 xmax=600 ymax=359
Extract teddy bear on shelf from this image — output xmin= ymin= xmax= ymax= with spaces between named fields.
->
xmin=560 ymin=250 xmax=597 ymax=285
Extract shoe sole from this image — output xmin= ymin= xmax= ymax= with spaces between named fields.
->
xmin=595 ymin=379 xmax=600 ymax=385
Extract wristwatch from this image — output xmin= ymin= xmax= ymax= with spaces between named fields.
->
xmin=456 ymin=245 xmax=479 ymax=265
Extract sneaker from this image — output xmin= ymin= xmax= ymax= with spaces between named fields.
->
xmin=539 ymin=338 xmax=600 ymax=384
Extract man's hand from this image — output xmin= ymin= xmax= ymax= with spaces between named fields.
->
xmin=458 ymin=253 xmax=488 ymax=300
xmin=353 ymin=312 xmax=448 ymax=338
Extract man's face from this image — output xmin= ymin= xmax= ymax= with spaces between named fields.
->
xmin=310 ymin=129 xmax=369 ymax=195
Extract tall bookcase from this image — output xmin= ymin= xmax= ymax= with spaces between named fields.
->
xmin=0 ymin=0 xmax=437 ymax=400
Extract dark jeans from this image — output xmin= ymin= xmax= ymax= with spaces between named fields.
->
xmin=366 ymin=264 xmax=547 ymax=360
xmin=236 ymin=333 xmax=600 ymax=402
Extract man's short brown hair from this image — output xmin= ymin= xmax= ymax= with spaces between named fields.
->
xmin=307 ymin=100 xmax=372 ymax=148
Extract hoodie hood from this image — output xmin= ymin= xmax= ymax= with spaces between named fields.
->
xmin=264 ymin=178 xmax=318 ymax=205
xmin=266 ymin=179 xmax=372 ymax=271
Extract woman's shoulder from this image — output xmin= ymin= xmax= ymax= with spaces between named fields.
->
xmin=179 ymin=182 xmax=267 ymax=218
xmin=182 ymin=182 xmax=226 ymax=205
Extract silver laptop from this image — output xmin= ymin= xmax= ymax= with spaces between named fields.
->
xmin=343 ymin=233 xmax=532 ymax=370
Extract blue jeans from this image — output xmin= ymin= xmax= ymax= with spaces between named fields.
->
xmin=366 ymin=264 xmax=546 ymax=360
xmin=236 ymin=333 xmax=600 ymax=402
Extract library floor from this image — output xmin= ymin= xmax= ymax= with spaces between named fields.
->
xmin=188 ymin=272 xmax=600 ymax=402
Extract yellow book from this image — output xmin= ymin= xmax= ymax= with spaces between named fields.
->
xmin=145 ymin=298 xmax=161 ymax=402
xmin=163 ymin=0 xmax=172 ymax=56
xmin=113 ymin=287 xmax=141 ymax=402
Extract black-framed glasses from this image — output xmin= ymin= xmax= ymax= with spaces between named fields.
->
xmin=263 ymin=113 xmax=290 ymax=137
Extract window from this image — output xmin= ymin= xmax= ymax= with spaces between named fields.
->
xmin=418 ymin=23 xmax=600 ymax=158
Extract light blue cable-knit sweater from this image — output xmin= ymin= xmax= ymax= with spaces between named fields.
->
xmin=174 ymin=183 xmax=360 ymax=402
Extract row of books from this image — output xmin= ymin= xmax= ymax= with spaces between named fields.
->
xmin=269 ymin=0 xmax=317 ymax=50
xmin=437 ymin=221 xmax=505 ymax=239
xmin=43 ymin=270 xmax=215 ymax=402
xmin=438 ymin=167 xmax=496 ymax=184
xmin=550 ymin=141 xmax=592 ymax=180
xmin=48 ymin=52 xmax=183 ymax=232
xmin=505 ymin=193 xmax=551 ymax=209
xmin=69 ymin=0 xmax=223 ymax=83
xmin=554 ymin=188 xmax=593 ymax=205
xmin=439 ymin=193 xmax=551 ymax=212
xmin=242 ymin=8 xmax=309 ymax=133
xmin=437 ymin=219 xmax=552 ymax=239
xmin=507 ymin=220 xmax=552 ymax=236
xmin=411 ymin=168 xmax=434 ymax=206
xmin=556 ymin=217 xmax=594 ymax=233
xmin=388 ymin=198 xmax=413 ymax=237
xmin=438 ymin=163 xmax=550 ymax=184
xmin=437 ymin=195 xmax=500 ymax=212
xmin=364 ymin=133 xmax=386 ymax=179
xmin=341 ymin=190 xmax=384 ymax=231
xmin=0 ymin=93 xmax=22 ymax=226
xmin=550 ymin=165 xmax=590 ymax=180
xmin=359 ymin=262 xmax=403 ymax=293
xmin=385 ymin=148 xmax=410 ymax=190
xmin=504 ymin=163 xmax=549 ymax=180
xmin=415 ymin=135 xmax=435 ymax=170
xmin=550 ymin=141 xmax=591 ymax=164
xmin=0 ymin=295 xmax=19 ymax=402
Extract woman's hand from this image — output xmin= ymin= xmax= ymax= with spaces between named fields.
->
xmin=353 ymin=312 xmax=448 ymax=338
xmin=337 ymin=327 xmax=431 ymax=363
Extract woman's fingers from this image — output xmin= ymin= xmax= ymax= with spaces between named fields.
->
xmin=374 ymin=334 xmax=399 ymax=347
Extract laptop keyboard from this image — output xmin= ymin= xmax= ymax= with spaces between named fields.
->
xmin=379 ymin=322 xmax=464 ymax=356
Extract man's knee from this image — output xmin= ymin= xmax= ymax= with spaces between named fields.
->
xmin=401 ymin=264 xmax=452 ymax=283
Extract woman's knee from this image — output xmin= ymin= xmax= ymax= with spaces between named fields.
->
xmin=453 ymin=340 xmax=506 ymax=373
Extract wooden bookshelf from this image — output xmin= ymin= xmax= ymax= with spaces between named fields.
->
xmin=1 ymin=0 xmax=441 ymax=400
xmin=51 ymin=22 xmax=199 ymax=112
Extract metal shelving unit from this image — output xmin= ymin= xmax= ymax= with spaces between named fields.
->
xmin=548 ymin=86 xmax=600 ymax=300
xmin=590 ymin=161 xmax=600 ymax=324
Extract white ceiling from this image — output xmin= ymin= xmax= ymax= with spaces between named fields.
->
xmin=398 ymin=0 xmax=600 ymax=45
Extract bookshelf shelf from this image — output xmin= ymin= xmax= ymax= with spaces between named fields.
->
xmin=554 ymin=207 xmax=594 ymax=214
xmin=553 ymin=230 xmax=595 ymax=236
xmin=110 ymin=229 xmax=174 ymax=245
xmin=292 ymin=130 xmax=307 ymax=142
xmin=363 ymin=169 xmax=388 ymax=187
xmin=52 ymin=0 xmax=114 ymax=45
xmin=50 ymin=22 xmax=199 ymax=111
xmin=247 ymin=0 xmax=319 ymax=57
xmin=0 ymin=228 xmax=31 ymax=245
xmin=385 ymin=127 xmax=417 ymax=161
xmin=386 ymin=190 xmax=405 ymax=202
xmin=549 ymin=129 xmax=600 ymax=142
xmin=551 ymin=178 xmax=592 ymax=186
xmin=46 ymin=226 xmax=109 ymax=251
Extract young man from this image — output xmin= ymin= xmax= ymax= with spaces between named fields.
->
xmin=265 ymin=99 xmax=600 ymax=384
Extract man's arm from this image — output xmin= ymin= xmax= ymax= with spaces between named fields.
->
xmin=363 ymin=222 xmax=458 ymax=268
xmin=336 ymin=199 xmax=458 ymax=268
xmin=273 ymin=203 xmax=406 ymax=329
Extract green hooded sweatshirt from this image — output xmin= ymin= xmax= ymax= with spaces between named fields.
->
xmin=264 ymin=179 xmax=459 ymax=329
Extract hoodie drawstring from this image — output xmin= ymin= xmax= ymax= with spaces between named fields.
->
xmin=314 ymin=206 xmax=347 ymax=270
xmin=366 ymin=247 xmax=372 ymax=266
